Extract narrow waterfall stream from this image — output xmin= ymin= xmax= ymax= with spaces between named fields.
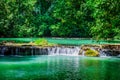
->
xmin=99 ymin=49 xmax=107 ymax=57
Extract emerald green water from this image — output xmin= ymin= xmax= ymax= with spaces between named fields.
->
xmin=0 ymin=38 xmax=120 ymax=45
xmin=0 ymin=56 xmax=120 ymax=80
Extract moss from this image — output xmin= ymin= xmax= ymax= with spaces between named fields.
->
xmin=85 ymin=49 xmax=99 ymax=57
xmin=1 ymin=39 xmax=57 ymax=47
xmin=34 ymin=38 xmax=48 ymax=46
xmin=34 ymin=38 xmax=56 ymax=46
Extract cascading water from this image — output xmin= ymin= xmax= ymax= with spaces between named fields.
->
xmin=0 ymin=46 xmax=119 ymax=57
xmin=48 ymin=46 xmax=80 ymax=56
xmin=0 ymin=47 xmax=8 ymax=56
xmin=99 ymin=49 xmax=107 ymax=57
xmin=0 ymin=46 xmax=80 ymax=56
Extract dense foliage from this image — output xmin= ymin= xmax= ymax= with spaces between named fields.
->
xmin=0 ymin=0 xmax=120 ymax=39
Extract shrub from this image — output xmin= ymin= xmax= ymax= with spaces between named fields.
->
xmin=85 ymin=49 xmax=99 ymax=57
xmin=34 ymin=38 xmax=48 ymax=46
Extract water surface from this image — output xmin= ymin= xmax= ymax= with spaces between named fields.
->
xmin=0 ymin=56 xmax=120 ymax=80
xmin=0 ymin=38 xmax=120 ymax=45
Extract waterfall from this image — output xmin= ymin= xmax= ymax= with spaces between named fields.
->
xmin=48 ymin=46 xmax=80 ymax=56
xmin=15 ymin=48 xmax=19 ymax=56
xmin=0 ymin=46 xmax=80 ymax=56
xmin=82 ymin=51 xmax=85 ymax=56
xmin=99 ymin=49 xmax=107 ymax=57
xmin=0 ymin=45 xmax=120 ymax=57
xmin=31 ymin=47 xmax=34 ymax=56
xmin=0 ymin=47 xmax=7 ymax=56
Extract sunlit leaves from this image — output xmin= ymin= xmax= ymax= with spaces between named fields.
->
xmin=90 ymin=0 xmax=120 ymax=40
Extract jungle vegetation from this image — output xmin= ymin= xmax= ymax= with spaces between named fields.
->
xmin=0 ymin=0 xmax=120 ymax=40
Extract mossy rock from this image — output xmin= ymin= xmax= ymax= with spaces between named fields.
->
xmin=79 ymin=49 xmax=83 ymax=55
xmin=101 ymin=44 xmax=120 ymax=50
xmin=0 ymin=42 xmax=3 ymax=45
xmin=34 ymin=38 xmax=56 ymax=47
xmin=85 ymin=49 xmax=99 ymax=57
xmin=81 ymin=46 xmax=90 ymax=51
xmin=34 ymin=38 xmax=48 ymax=46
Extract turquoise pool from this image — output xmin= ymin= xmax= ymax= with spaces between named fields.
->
xmin=0 ymin=38 xmax=120 ymax=45
xmin=0 ymin=56 xmax=120 ymax=80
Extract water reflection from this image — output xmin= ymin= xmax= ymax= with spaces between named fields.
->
xmin=0 ymin=56 xmax=120 ymax=80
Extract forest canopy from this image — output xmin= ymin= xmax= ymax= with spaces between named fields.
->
xmin=0 ymin=0 xmax=120 ymax=39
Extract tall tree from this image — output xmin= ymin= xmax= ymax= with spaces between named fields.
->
xmin=50 ymin=0 xmax=93 ymax=37
xmin=89 ymin=0 xmax=120 ymax=40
